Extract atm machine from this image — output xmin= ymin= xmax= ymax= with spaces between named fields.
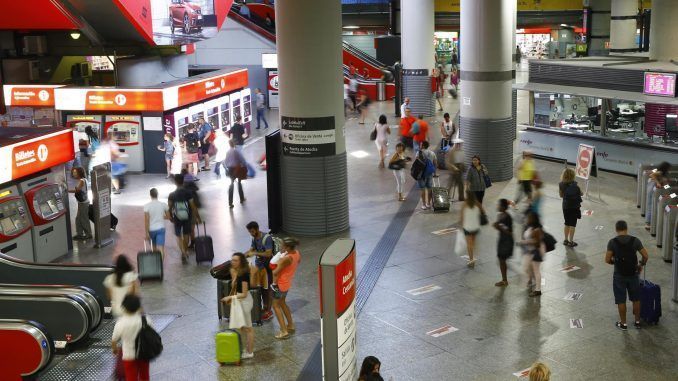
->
xmin=662 ymin=205 xmax=678 ymax=262
xmin=231 ymin=91 xmax=242 ymax=124
xmin=17 ymin=173 xmax=68 ymax=263
xmin=104 ymin=115 xmax=144 ymax=172
xmin=219 ymin=95 xmax=231 ymax=131
xmin=0 ymin=185 xmax=34 ymax=262
xmin=189 ymin=104 xmax=205 ymax=125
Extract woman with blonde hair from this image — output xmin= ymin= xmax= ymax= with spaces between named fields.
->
xmin=559 ymin=168 xmax=583 ymax=247
xmin=528 ymin=362 xmax=551 ymax=381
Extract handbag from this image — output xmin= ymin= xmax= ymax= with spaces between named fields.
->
xmin=369 ymin=126 xmax=377 ymax=141
xmin=228 ymin=296 xmax=247 ymax=329
xmin=481 ymin=166 xmax=492 ymax=188
xmin=480 ymin=211 xmax=489 ymax=226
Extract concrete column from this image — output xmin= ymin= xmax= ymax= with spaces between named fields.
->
xmin=610 ymin=0 xmax=638 ymax=53
xmin=400 ymin=0 xmax=434 ymax=117
xmin=649 ymin=0 xmax=678 ymax=61
xmin=587 ymin=0 xmax=611 ymax=56
xmin=511 ymin=0 xmax=518 ymax=64
xmin=460 ymin=0 xmax=513 ymax=181
xmin=275 ymin=0 xmax=348 ymax=236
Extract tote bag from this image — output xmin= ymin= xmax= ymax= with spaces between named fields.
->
xmin=229 ymin=297 xmax=247 ymax=329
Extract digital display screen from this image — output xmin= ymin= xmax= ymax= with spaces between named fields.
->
xmin=243 ymin=95 xmax=252 ymax=118
xmin=0 ymin=217 xmax=16 ymax=233
xmin=111 ymin=130 xmax=131 ymax=142
xmin=39 ymin=203 xmax=53 ymax=217
xmin=643 ymin=72 xmax=677 ymax=97
xmin=47 ymin=199 xmax=59 ymax=213
xmin=666 ymin=114 xmax=678 ymax=133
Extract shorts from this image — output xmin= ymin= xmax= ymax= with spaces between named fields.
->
xmin=400 ymin=136 xmax=414 ymax=149
xmin=273 ymin=289 xmax=288 ymax=299
xmin=463 ymin=229 xmax=479 ymax=236
xmin=563 ymin=208 xmax=581 ymax=227
xmin=173 ymin=219 xmax=192 ymax=237
xmin=149 ymin=228 xmax=166 ymax=246
xmin=417 ymin=175 xmax=433 ymax=189
xmin=613 ymin=274 xmax=640 ymax=304
xmin=251 ymin=266 xmax=272 ymax=289
xmin=520 ymin=180 xmax=533 ymax=195
xmin=201 ymin=142 xmax=211 ymax=155
xmin=184 ymin=152 xmax=199 ymax=163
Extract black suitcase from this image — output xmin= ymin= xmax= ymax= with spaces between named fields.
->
xmin=138 ymin=242 xmax=163 ymax=282
xmin=194 ymin=223 xmax=214 ymax=264
xmin=431 ymin=177 xmax=450 ymax=212
xmin=210 ymin=261 xmax=232 ymax=280
xmin=217 ymin=279 xmax=263 ymax=326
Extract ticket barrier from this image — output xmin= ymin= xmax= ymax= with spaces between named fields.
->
xmin=0 ymin=253 xmax=113 ymax=310
xmin=657 ymin=195 xmax=678 ymax=247
xmin=672 ymin=235 xmax=678 ymax=302
xmin=651 ymin=184 xmax=678 ymax=236
xmin=0 ymin=284 xmax=100 ymax=345
xmin=662 ymin=206 xmax=678 ymax=262
xmin=0 ymin=319 xmax=54 ymax=381
xmin=637 ymin=164 xmax=657 ymax=208
xmin=0 ymin=185 xmax=34 ymax=262
xmin=640 ymin=169 xmax=678 ymax=216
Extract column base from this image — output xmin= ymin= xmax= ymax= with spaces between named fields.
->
xmin=460 ymin=117 xmax=514 ymax=182
xmin=402 ymin=70 xmax=434 ymax=117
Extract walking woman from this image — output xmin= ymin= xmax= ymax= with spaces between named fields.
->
xmin=224 ymin=139 xmax=247 ymax=208
xmin=460 ymin=190 xmax=483 ymax=267
xmin=157 ymin=133 xmax=175 ymax=178
xmin=374 ymin=114 xmax=391 ymax=168
xmin=103 ymin=255 xmax=140 ymax=317
xmin=520 ymin=211 xmax=545 ymax=297
xmin=79 ymin=126 xmax=99 ymax=173
xmin=69 ymin=167 xmax=92 ymax=241
xmin=465 ymin=155 xmax=489 ymax=204
xmin=559 ymin=168 xmax=582 ymax=247
xmin=220 ymin=253 xmax=255 ymax=359
xmin=271 ymin=237 xmax=301 ymax=340
xmin=493 ymin=199 xmax=514 ymax=286
xmin=388 ymin=143 xmax=409 ymax=201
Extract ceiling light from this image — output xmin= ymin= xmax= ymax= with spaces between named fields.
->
xmin=70 ymin=32 xmax=81 ymax=40
xmin=560 ymin=24 xmax=568 ymax=27
xmin=343 ymin=25 xmax=360 ymax=29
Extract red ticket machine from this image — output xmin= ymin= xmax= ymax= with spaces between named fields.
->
xmin=0 ymin=185 xmax=34 ymax=262
xmin=104 ymin=115 xmax=144 ymax=172
xmin=18 ymin=174 xmax=68 ymax=263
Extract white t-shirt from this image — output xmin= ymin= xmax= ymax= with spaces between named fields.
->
xmin=463 ymin=205 xmax=481 ymax=232
xmin=103 ymin=272 xmax=139 ymax=317
xmin=400 ymin=102 xmax=409 ymax=117
xmin=143 ymin=200 xmax=168 ymax=232
xmin=112 ymin=313 xmax=154 ymax=360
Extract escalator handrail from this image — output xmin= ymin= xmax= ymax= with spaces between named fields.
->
xmin=342 ymin=41 xmax=385 ymax=68
xmin=0 ymin=252 xmax=114 ymax=272
xmin=228 ymin=8 xmax=276 ymax=43
xmin=0 ymin=319 xmax=54 ymax=376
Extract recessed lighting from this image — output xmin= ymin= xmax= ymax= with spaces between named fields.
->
xmin=560 ymin=24 xmax=568 ymax=27
xmin=70 ymin=32 xmax=81 ymax=40
xmin=343 ymin=25 xmax=360 ymax=29
xmin=350 ymin=150 xmax=369 ymax=158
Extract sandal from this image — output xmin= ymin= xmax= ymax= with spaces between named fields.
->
xmin=494 ymin=281 xmax=508 ymax=287
xmin=287 ymin=326 xmax=296 ymax=334
xmin=275 ymin=331 xmax=290 ymax=340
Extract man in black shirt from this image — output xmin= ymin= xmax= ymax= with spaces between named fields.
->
xmin=168 ymin=174 xmax=201 ymax=263
xmin=605 ymin=220 xmax=649 ymax=330
xmin=228 ymin=116 xmax=246 ymax=149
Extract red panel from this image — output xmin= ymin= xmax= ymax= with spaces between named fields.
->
xmin=645 ymin=103 xmax=678 ymax=137
xmin=177 ymin=70 xmax=248 ymax=108
xmin=112 ymin=0 xmax=154 ymax=45
xmin=215 ymin=0 xmax=235 ymax=31
xmin=333 ymin=250 xmax=356 ymax=316
xmin=11 ymin=130 xmax=75 ymax=182
xmin=0 ymin=330 xmax=44 ymax=381
xmin=343 ymin=49 xmax=383 ymax=80
xmin=247 ymin=3 xmax=274 ymax=22
xmin=84 ymin=90 xmax=164 ymax=111
xmin=0 ymin=0 xmax=78 ymax=30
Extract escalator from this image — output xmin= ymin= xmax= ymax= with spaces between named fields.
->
xmin=0 ymin=319 xmax=54 ymax=381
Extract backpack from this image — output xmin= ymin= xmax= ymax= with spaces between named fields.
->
xmin=263 ymin=233 xmax=282 ymax=255
xmin=173 ymin=200 xmax=190 ymax=221
xmin=423 ymin=153 xmax=436 ymax=177
xmin=411 ymin=121 xmax=421 ymax=135
xmin=410 ymin=151 xmax=426 ymax=180
xmin=613 ymin=237 xmax=639 ymax=276
xmin=135 ymin=315 xmax=163 ymax=361
xmin=543 ymin=231 xmax=556 ymax=252
xmin=185 ymin=134 xmax=199 ymax=154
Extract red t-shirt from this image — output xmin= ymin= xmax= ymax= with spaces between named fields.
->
xmin=413 ymin=120 xmax=429 ymax=142
xmin=400 ymin=116 xmax=416 ymax=137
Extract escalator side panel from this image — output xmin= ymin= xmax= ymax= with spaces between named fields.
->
xmin=0 ymin=320 xmax=53 ymax=379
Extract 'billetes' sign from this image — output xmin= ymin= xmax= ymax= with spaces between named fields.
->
xmin=281 ymin=116 xmax=336 ymax=157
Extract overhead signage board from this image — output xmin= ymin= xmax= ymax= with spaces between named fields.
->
xmin=0 ymin=129 xmax=75 ymax=184
xmin=3 ymin=85 xmax=64 ymax=107
xmin=643 ymin=72 xmax=677 ymax=97
xmin=281 ymin=116 xmax=336 ymax=157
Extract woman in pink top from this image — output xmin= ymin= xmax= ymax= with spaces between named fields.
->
xmin=271 ymin=237 xmax=301 ymax=340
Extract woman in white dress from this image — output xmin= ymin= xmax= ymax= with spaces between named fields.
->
xmin=460 ymin=190 xmax=485 ymax=268
xmin=374 ymin=114 xmax=391 ymax=168
xmin=103 ymin=255 xmax=140 ymax=318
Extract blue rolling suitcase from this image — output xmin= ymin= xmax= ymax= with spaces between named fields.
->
xmin=639 ymin=271 xmax=661 ymax=325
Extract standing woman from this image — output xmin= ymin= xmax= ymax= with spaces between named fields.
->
xmin=220 ymin=253 xmax=255 ymax=359
xmin=493 ymin=199 xmax=514 ymax=286
xmin=103 ymin=255 xmax=140 ymax=317
xmin=271 ymin=237 xmax=301 ymax=340
xmin=460 ymin=190 xmax=483 ymax=267
xmin=69 ymin=167 xmax=92 ymax=241
xmin=389 ymin=143 xmax=409 ymax=201
xmin=374 ymin=114 xmax=391 ymax=168
xmin=559 ymin=168 xmax=582 ymax=247
xmin=465 ymin=155 xmax=489 ymax=204
xmin=157 ymin=133 xmax=175 ymax=178
xmin=520 ymin=211 xmax=545 ymax=297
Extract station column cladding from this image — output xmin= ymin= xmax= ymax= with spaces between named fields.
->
xmin=610 ymin=0 xmax=639 ymax=53
xmin=459 ymin=0 xmax=513 ymax=181
xmin=649 ymin=0 xmax=678 ymax=61
xmin=586 ymin=0 xmax=611 ymax=56
xmin=400 ymin=0 xmax=435 ymax=117
xmin=275 ymin=0 xmax=349 ymax=235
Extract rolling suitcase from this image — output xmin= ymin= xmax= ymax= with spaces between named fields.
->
xmin=195 ymin=222 xmax=214 ymax=264
xmin=431 ymin=177 xmax=450 ymax=212
xmin=217 ymin=280 xmax=263 ymax=325
xmin=215 ymin=330 xmax=241 ymax=365
xmin=138 ymin=241 xmax=163 ymax=282
xmin=639 ymin=270 xmax=661 ymax=324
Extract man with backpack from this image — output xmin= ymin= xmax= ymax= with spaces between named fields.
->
xmin=244 ymin=221 xmax=278 ymax=322
xmin=605 ymin=220 xmax=649 ymax=330
xmin=412 ymin=115 xmax=430 ymax=157
xmin=168 ymin=174 xmax=201 ymax=263
xmin=184 ymin=124 xmax=201 ymax=176
xmin=412 ymin=141 xmax=437 ymax=210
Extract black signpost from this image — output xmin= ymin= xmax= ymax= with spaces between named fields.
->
xmin=281 ymin=116 xmax=336 ymax=157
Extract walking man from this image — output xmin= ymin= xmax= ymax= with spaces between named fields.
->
xmin=254 ymin=88 xmax=269 ymax=130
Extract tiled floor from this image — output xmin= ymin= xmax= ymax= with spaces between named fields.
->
xmin=50 ymin=68 xmax=677 ymax=380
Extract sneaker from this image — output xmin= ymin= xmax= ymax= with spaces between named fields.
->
xmin=494 ymin=281 xmax=508 ymax=287
xmin=467 ymin=259 xmax=476 ymax=268
xmin=241 ymin=352 xmax=254 ymax=359
xmin=634 ymin=321 xmax=641 ymax=329
xmin=72 ymin=235 xmax=85 ymax=241
xmin=262 ymin=310 xmax=274 ymax=321
xmin=529 ymin=290 xmax=542 ymax=297
xmin=570 ymin=241 xmax=578 ymax=247
xmin=616 ymin=321 xmax=628 ymax=331
xmin=563 ymin=240 xmax=571 ymax=246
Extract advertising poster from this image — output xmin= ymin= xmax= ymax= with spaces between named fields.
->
xmin=268 ymin=70 xmax=279 ymax=109
xmin=151 ymin=0 xmax=231 ymax=45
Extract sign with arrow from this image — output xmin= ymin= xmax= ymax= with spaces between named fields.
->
xmin=281 ymin=115 xmax=336 ymax=157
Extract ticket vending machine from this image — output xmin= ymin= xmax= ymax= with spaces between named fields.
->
xmin=189 ymin=104 xmax=205 ymax=125
xmin=0 ymin=185 xmax=34 ymax=262
xmin=174 ymin=109 xmax=190 ymax=138
xmin=241 ymin=88 xmax=252 ymax=125
xmin=18 ymin=174 xmax=68 ymax=263
xmin=104 ymin=115 xmax=144 ymax=172
xmin=231 ymin=91 xmax=242 ymax=124
xmin=219 ymin=95 xmax=231 ymax=131
xmin=66 ymin=115 xmax=102 ymax=148
xmin=205 ymin=99 xmax=220 ymax=132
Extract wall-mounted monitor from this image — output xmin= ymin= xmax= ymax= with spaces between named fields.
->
xmin=643 ymin=72 xmax=676 ymax=97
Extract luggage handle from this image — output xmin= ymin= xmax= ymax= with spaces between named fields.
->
xmin=432 ymin=175 xmax=441 ymax=188
xmin=200 ymin=222 xmax=207 ymax=237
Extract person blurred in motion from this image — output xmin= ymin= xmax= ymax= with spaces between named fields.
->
xmin=460 ymin=190 xmax=483 ymax=268
xmin=412 ymin=115 xmax=430 ymax=157
xmin=157 ymin=133 xmax=175 ymax=178
xmin=373 ymin=114 xmax=390 ymax=168
xmin=197 ymin=117 xmax=213 ymax=172
xmin=111 ymin=294 xmax=152 ymax=381
xmin=399 ymin=108 xmax=416 ymax=152
xmin=645 ymin=162 xmax=671 ymax=230
xmin=224 ymin=139 xmax=247 ymax=208
xmin=212 ymin=128 xmax=229 ymax=179
xmin=271 ymin=237 xmax=301 ymax=340
xmin=69 ymin=167 xmax=92 ymax=241
xmin=515 ymin=151 xmax=537 ymax=206
xmin=183 ymin=124 xmax=201 ymax=177
xmin=348 ymin=74 xmax=359 ymax=110
xmin=78 ymin=126 xmax=99 ymax=174
xmin=493 ymin=199 xmax=514 ymax=286
xmin=168 ymin=174 xmax=201 ymax=263
xmin=445 ymin=141 xmax=465 ymax=202
xmin=254 ymin=88 xmax=269 ymax=130
xmin=144 ymin=188 xmax=169 ymax=259
xmin=528 ymin=362 xmax=550 ymax=381
xmin=103 ymin=255 xmax=140 ymax=318
xmin=521 ymin=211 xmax=544 ymax=297
xmin=388 ymin=142 xmax=409 ymax=201
xmin=400 ymin=97 xmax=410 ymax=118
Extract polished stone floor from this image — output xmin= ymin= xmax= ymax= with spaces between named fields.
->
xmin=52 ymin=72 xmax=677 ymax=380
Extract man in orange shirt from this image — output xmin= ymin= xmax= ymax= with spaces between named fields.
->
xmin=412 ymin=114 xmax=430 ymax=156
xmin=399 ymin=108 xmax=416 ymax=151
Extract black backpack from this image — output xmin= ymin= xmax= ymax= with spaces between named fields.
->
xmin=185 ymin=134 xmax=199 ymax=153
xmin=135 ymin=316 xmax=163 ymax=361
xmin=543 ymin=231 xmax=556 ymax=252
xmin=613 ymin=237 xmax=638 ymax=276
xmin=410 ymin=151 xmax=426 ymax=180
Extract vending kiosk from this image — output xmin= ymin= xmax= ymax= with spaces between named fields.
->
xmin=174 ymin=109 xmax=190 ymax=137
xmin=0 ymin=185 xmax=34 ymax=262
xmin=219 ymin=95 xmax=231 ymax=131
xmin=104 ymin=115 xmax=144 ymax=172
xmin=18 ymin=173 xmax=69 ymax=263
xmin=242 ymin=88 xmax=252 ymax=125
xmin=66 ymin=115 xmax=102 ymax=141
xmin=205 ymin=99 xmax=220 ymax=131
xmin=189 ymin=104 xmax=205 ymax=124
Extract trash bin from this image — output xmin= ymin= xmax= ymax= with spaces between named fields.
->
xmin=377 ymin=81 xmax=386 ymax=101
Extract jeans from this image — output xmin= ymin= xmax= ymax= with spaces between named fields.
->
xmin=76 ymin=201 xmax=92 ymax=237
xmin=229 ymin=177 xmax=244 ymax=206
xmin=393 ymin=169 xmax=406 ymax=193
xmin=256 ymin=108 xmax=269 ymax=129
